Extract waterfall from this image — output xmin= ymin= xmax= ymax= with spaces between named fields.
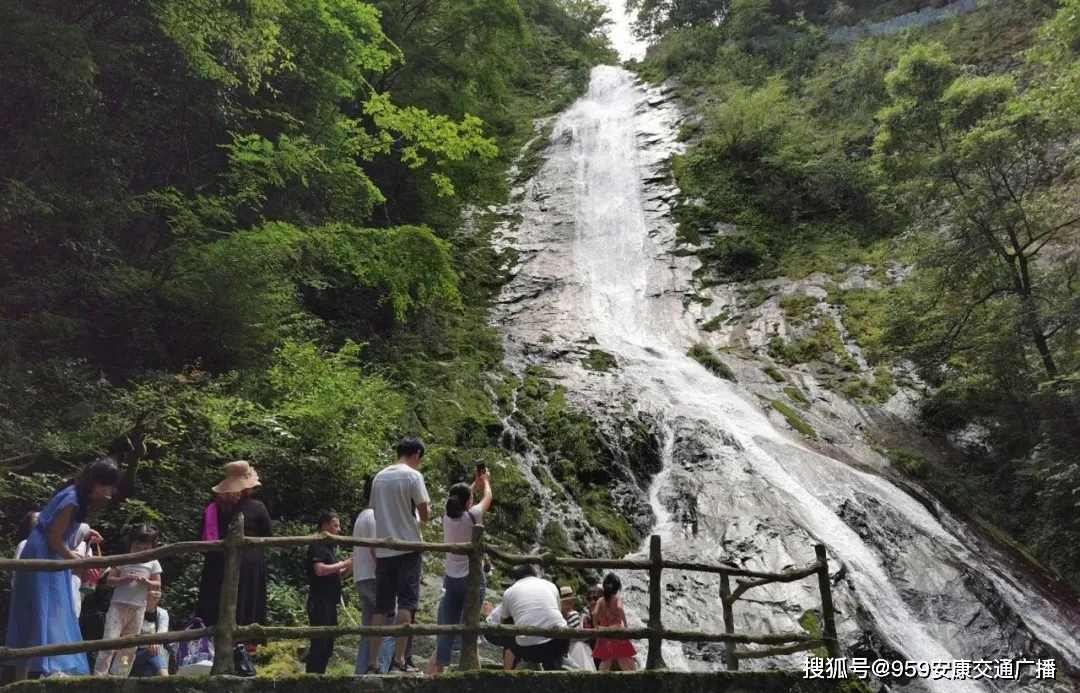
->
xmin=494 ymin=62 xmax=1080 ymax=692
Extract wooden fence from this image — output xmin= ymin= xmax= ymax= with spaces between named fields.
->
xmin=0 ymin=515 xmax=840 ymax=674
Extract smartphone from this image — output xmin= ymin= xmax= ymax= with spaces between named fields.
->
xmin=475 ymin=461 xmax=487 ymax=476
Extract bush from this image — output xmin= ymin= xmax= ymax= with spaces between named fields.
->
xmin=700 ymin=231 xmax=772 ymax=279
xmin=687 ymin=344 xmax=737 ymax=381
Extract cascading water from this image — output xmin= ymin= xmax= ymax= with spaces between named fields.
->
xmin=494 ymin=61 xmax=1080 ymax=693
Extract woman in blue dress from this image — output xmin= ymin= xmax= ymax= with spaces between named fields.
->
xmin=7 ymin=458 xmax=122 ymax=678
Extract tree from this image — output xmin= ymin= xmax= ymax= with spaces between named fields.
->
xmin=627 ymin=0 xmax=730 ymax=40
xmin=872 ymin=43 xmax=1080 ymax=382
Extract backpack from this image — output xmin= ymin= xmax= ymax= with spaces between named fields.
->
xmin=174 ymin=617 xmax=214 ymax=674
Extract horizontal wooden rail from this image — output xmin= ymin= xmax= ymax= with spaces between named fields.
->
xmin=0 ymin=541 xmax=225 ymax=572
xmin=234 ymin=623 xmax=818 ymax=646
xmin=1 ymin=536 xmax=820 ymax=586
xmin=0 ymin=624 xmax=819 ymax=664
xmin=246 ymin=534 xmax=473 ymax=554
xmin=0 ymin=628 xmax=214 ymax=662
xmin=728 ymin=562 xmax=822 ymax=602
xmin=662 ymin=559 xmax=819 ymax=581
xmin=486 ymin=544 xmax=822 ymax=581
xmin=0 ymin=522 xmax=841 ymax=673
xmin=0 ymin=536 xmax=473 ymax=574
xmin=733 ymin=641 xmax=826 ymax=660
xmin=486 ymin=545 xmax=651 ymax=570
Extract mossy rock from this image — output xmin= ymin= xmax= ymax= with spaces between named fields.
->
xmin=701 ymin=313 xmax=729 ymax=332
xmin=763 ymin=366 xmax=785 ymax=382
xmin=769 ymin=400 xmax=816 ymax=438
xmin=687 ymin=344 xmax=736 ymax=381
xmin=784 ymin=386 xmax=811 ymax=409
xmin=778 ymin=293 xmax=819 ymax=320
xmin=582 ymin=349 xmax=618 ymax=372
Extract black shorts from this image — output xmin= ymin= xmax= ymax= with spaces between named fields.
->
xmin=374 ymin=551 xmax=422 ymax=614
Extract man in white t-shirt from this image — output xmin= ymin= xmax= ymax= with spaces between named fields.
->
xmin=365 ymin=436 xmax=430 ymax=675
xmin=500 ymin=564 xmax=571 ymax=670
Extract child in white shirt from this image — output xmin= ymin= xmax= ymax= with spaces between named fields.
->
xmin=94 ymin=524 xmax=162 ymax=677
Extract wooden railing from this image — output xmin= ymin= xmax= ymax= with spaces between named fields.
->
xmin=0 ymin=515 xmax=841 ymax=674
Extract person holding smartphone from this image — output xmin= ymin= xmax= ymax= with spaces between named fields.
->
xmin=426 ymin=463 xmax=493 ymax=675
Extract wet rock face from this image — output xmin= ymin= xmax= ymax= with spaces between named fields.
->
xmin=486 ymin=65 xmax=1080 ymax=692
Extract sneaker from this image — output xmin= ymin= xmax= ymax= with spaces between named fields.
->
xmin=388 ymin=660 xmax=420 ymax=675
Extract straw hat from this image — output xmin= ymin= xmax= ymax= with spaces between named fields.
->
xmin=212 ymin=460 xmax=261 ymax=494
xmin=559 ymin=586 xmax=576 ymax=602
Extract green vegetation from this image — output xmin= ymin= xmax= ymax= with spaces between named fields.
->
xmin=583 ymin=349 xmax=619 ymax=372
xmin=763 ymin=366 xmax=786 ymax=382
xmin=639 ymin=0 xmax=1080 ymax=588
xmin=797 ymin=610 xmax=829 ymax=658
xmin=702 ymin=313 xmax=730 ymax=331
xmin=0 ymin=0 xmax=618 ymax=646
xmin=768 ymin=318 xmax=857 ymax=372
xmin=785 ymin=386 xmax=811 ymax=409
xmin=511 ymin=371 xmax=644 ymax=558
xmin=840 ymin=365 xmax=896 ymax=404
xmin=687 ymin=344 xmax=737 ymax=381
xmin=779 ymin=293 xmax=819 ymax=322
xmin=770 ymin=400 xmax=817 ymax=438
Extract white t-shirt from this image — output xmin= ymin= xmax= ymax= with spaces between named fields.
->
xmin=371 ymin=463 xmax=430 ymax=558
xmin=111 ymin=560 xmax=162 ymax=607
xmin=443 ymin=507 xmax=483 ymax=579
xmin=69 ymin=523 xmax=91 ymax=616
xmin=501 ymin=576 xmax=567 ymax=646
xmin=140 ymin=606 xmax=170 ymax=636
xmin=352 ymin=508 xmax=377 ymax=581
xmin=487 ymin=604 xmax=503 ymax=624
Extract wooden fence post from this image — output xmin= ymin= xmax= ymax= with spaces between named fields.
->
xmin=211 ymin=513 xmax=245 ymax=675
xmin=646 ymin=535 xmax=665 ymax=670
xmin=459 ymin=523 xmax=485 ymax=670
xmin=814 ymin=544 xmax=841 ymax=659
xmin=719 ymin=574 xmax=738 ymax=670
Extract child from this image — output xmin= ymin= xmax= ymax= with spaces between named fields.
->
xmin=591 ymin=573 xmax=637 ymax=672
xmin=94 ymin=524 xmax=162 ymax=677
xmin=112 ymin=588 xmax=170 ymax=677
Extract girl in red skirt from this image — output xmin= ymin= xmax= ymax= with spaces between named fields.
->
xmin=591 ymin=573 xmax=637 ymax=671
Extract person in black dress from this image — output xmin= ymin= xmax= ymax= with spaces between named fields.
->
xmin=195 ymin=461 xmax=272 ymax=651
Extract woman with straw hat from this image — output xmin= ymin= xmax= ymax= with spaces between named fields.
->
xmin=194 ymin=461 xmax=272 ymax=661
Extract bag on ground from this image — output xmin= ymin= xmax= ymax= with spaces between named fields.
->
xmin=174 ymin=618 xmax=214 ymax=676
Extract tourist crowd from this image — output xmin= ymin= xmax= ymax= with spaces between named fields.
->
xmin=3 ymin=436 xmax=638 ymax=678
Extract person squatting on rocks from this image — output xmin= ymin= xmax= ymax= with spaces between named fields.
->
xmin=305 ymin=512 xmax=351 ymax=674
xmin=6 ymin=459 xmax=120 ymax=679
xmin=365 ymin=437 xmax=431 ymax=675
xmin=427 ymin=468 xmax=493 ymax=675
xmin=500 ymin=564 xmax=572 ymax=670
xmin=94 ymin=524 xmax=162 ymax=676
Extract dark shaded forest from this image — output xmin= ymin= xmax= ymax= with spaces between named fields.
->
xmin=0 ymin=0 xmax=616 ymax=644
